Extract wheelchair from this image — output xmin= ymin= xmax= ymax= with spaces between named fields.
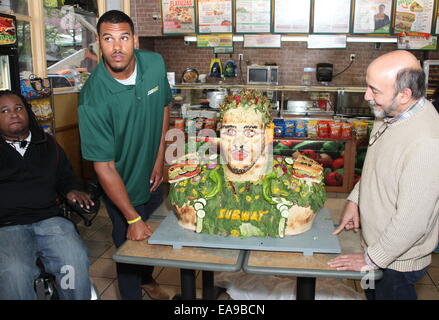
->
xmin=33 ymin=181 xmax=102 ymax=300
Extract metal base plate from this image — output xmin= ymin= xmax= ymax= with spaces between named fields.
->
xmin=148 ymin=207 xmax=341 ymax=256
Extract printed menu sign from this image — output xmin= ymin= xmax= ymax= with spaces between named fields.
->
xmin=244 ymin=34 xmax=281 ymax=48
xmin=394 ymin=0 xmax=434 ymax=33
xmin=313 ymin=0 xmax=351 ymax=33
xmin=162 ymin=0 xmax=196 ymax=34
xmin=0 ymin=16 xmax=16 ymax=45
xmin=197 ymin=0 xmax=233 ymax=33
xmin=353 ymin=0 xmax=392 ymax=34
xmin=397 ymin=32 xmax=437 ymax=50
xmin=236 ymin=0 xmax=271 ymax=33
xmin=274 ymin=0 xmax=311 ymax=33
xmin=197 ymin=34 xmax=233 ymax=47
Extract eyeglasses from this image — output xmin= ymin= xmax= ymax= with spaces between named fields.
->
xmin=368 ymin=122 xmax=389 ymax=146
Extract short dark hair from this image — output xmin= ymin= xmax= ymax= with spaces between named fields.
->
xmin=0 ymin=90 xmax=29 ymax=109
xmin=395 ymin=68 xmax=426 ymax=100
xmin=97 ymin=10 xmax=134 ymax=35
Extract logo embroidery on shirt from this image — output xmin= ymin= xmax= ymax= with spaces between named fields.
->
xmin=148 ymin=86 xmax=159 ymax=95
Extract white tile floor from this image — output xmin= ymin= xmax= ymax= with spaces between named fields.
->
xmin=76 ymin=194 xmax=439 ymax=300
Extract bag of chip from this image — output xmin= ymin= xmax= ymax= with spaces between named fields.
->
xmin=294 ymin=120 xmax=307 ymax=137
xmin=174 ymin=118 xmax=185 ymax=131
xmin=317 ymin=121 xmax=330 ymax=138
xmin=329 ymin=121 xmax=341 ymax=139
xmin=284 ymin=120 xmax=295 ymax=137
xmin=306 ymin=120 xmax=318 ymax=138
xmin=341 ymin=122 xmax=353 ymax=139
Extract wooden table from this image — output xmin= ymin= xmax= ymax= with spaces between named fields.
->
xmin=243 ymin=230 xmax=383 ymax=300
xmin=112 ymin=222 xmax=245 ymax=299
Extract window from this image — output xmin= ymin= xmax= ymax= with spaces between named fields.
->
xmin=44 ymin=2 xmax=98 ymax=88
xmin=16 ymin=19 xmax=33 ymax=74
xmin=0 ymin=0 xmax=29 ymax=16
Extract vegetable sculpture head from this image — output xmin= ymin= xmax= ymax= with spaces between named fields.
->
xmin=219 ymin=90 xmax=272 ymax=182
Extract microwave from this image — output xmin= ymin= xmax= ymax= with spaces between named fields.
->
xmin=247 ymin=66 xmax=279 ymax=85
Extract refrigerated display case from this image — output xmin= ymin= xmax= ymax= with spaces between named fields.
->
xmin=0 ymin=13 xmax=19 ymax=92
xmin=423 ymin=60 xmax=439 ymax=99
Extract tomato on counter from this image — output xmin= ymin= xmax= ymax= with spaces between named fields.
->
xmin=332 ymin=158 xmax=344 ymax=170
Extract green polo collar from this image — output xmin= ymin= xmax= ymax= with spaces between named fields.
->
xmin=97 ymin=49 xmax=145 ymax=94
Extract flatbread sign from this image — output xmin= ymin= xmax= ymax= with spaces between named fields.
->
xmin=0 ymin=17 xmax=16 ymax=45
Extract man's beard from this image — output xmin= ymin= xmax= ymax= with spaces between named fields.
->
xmin=368 ymin=97 xmax=399 ymax=119
xmin=221 ymin=143 xmax=266 ymax=175
xmin=103 ymin=54 xmax=132 ymax=73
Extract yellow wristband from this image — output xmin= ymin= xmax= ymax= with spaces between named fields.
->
xmin=127 ymin=216 xmax=142 ymax=224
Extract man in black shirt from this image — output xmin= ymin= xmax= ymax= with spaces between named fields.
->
xmin=0 ymin=90 xmax=93 ymax=299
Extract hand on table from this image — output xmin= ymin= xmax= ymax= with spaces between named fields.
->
xmin=327 ymin=253 xmax=369 ymax=272
xmin=127 ymin=220 xmax=153 ymax=241
xmin=333 ymin=200 xmax=360 ymax=235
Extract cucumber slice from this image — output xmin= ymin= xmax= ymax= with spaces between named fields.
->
xmin=284 ymin=157 xmax=294 ymax=165
xmin=198 ymin=198 xmax=207 ymax=206
xmin=281 ymin=210 xmax=289 ymax=218
xmin=197 ymin=210 xmax=206 ymax=218
xmin=196 ymin=218 xmax=203 ymax=233
xmin=278 ymin=217 xmax=286 ymax=237
xmin=194 ymin=202 xmax=204 ymax=211
xmin=279 ymin=205 xmax=288 ymax=212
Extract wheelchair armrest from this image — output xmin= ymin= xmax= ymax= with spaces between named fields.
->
xmin=66 ymin=197 xmax=100 ymax=215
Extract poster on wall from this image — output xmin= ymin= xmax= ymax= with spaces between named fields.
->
xmin=313 ymin=0 xmax=351 ymax=33
xmin=435 ymin=6 xmax=439 ymax=34
xmin=274 ymin=0 xmax=311 ymax=33
xmin=196 ymin=34 xmax=233 ymax=47
xmin=162 ymin=0 xmax=196 ymax=34
xmin=394 ymin=0 xmax=435 ymax=33
xmin=236 ymin=0 xmax=272 ymax=33
xmin=197 ymin=0 xmax=233 ymax=33
xmin=308 ymin=35 xmax=347 ymax=49
xmin=0 ymin=15 xmax=16 ymax=45
xmin=243 ymin=34 xmax=281 ymax=48
xmin=397 ymin=32 xmax=437 ymax=50
xmin=353 ymin=0 xmax=392 ymax=34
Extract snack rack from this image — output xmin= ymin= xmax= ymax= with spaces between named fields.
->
xmin=20 ymin=76 xmax=55 ymax=136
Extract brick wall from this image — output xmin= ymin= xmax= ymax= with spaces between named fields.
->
xmin=142 ymin=37 xmax=439 ymax=87
xmin=130 ymin=0 xmax=162 ymax=36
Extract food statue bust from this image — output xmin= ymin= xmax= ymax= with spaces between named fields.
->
xmin=168 ymin=90 xmax=326 ymax=238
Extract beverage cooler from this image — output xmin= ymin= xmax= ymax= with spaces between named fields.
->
xmin=0 ymin=13 xmax=19 ymax=92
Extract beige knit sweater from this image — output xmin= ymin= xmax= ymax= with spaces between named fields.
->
xmin=348 ymin=100 xmax=439 ymax=272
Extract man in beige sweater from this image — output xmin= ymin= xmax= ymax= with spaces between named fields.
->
xmin=328 ymin=50 xmax=439 ymax=300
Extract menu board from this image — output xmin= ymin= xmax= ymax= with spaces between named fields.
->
xmin=235 ymin=0 xmax=272 ymax=33
xmin=274 ymin=0 xmax=311 ymax=33
xmin=162 ymin=0 xmax=196 ymax=34
xmin=313 ymin=0 xmax=351 ymax=34
xmin=394 ymin=0 xmax=435 ymax=33
xmin=197 ymin=0 xmax=233 ymax=33
xmin=353 ymin=0 xmax=392 ymax=34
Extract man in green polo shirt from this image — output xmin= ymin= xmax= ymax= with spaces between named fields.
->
xmin=78 ymin=10 xmax=171 ymax=300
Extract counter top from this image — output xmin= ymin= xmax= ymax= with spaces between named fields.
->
xmin=174 ymin=84 xmax=367 ymax=92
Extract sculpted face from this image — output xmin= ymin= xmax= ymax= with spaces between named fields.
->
xmin=220 ymin=106 xmax=266 ymax=175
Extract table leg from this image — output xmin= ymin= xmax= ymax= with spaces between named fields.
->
xmin=180 ymin=269 xmax=196 ymax=300
xmin=296 ymin=277 xmax=316 ymax=300
xmin=202 ymin=271 xmax=215 ymax=300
